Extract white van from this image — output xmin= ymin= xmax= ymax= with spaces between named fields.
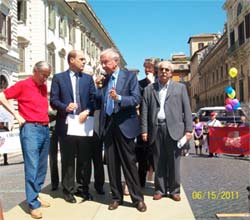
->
xmin=195 ymin=106 xmax=244 ymax=125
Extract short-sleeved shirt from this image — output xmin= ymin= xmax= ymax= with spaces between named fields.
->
xmin=4 ymin=77 xmax=49 ymax=123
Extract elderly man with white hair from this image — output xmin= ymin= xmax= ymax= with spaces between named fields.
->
xmin=141 ymin=60 xmax=193 ymax=202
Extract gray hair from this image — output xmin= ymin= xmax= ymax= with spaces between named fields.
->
xmin=157 ymin=60 xmax=174 ymax=72
xmin=100 ymin=48 xmax=120 ymax=62
xmin=33 ymin=61 xmax=52 ymax=72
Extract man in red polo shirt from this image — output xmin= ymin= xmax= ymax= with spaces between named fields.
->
xmin=0 ymin=61 xmax=51 ymax=219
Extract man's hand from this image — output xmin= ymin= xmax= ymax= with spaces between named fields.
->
xmin=142 ymin=132 xmax=148 ymax=142
xmin=78 ymin=110 xmax=89 ymax=123
xmin=109 ymin=87 xmax=119 ymax=101
xmin=66 ymin=102 xmax=78 ymax=112
xmin=185 ymin=132 xmax=193 ymax=142
xmin=14 ymin=112 xmax=26 ymax=127
xmin=95 ymin=75 xmax=105 ymax=88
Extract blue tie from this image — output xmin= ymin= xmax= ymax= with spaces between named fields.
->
xmin=75 ymin=73 xmax=81 ymax=115
xmin=105 ymin=75 xmax=115 ymax=116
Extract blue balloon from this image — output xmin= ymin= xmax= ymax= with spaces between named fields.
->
xmin=225 ymin=86 xmax=233 ymax=94
xmin=233 ymin=102 xmax=240 ymax=110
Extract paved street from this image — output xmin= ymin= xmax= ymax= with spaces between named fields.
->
xmin=0 ymin=148 xmax=249 ymax=220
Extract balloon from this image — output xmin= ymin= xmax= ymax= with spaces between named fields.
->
xmin=227 ymin=90 xmax=236 ymax=99
xmin=233 ymin=102 xmax=240 ymax=110
xmin=229 ymin=67 xmax=238 ymax=78
xmin=225 ymin=98 xmax=232 ymax=105
xmin=225 ymin=86 xmax=233 ymax=94
xmin=225 ymin=104 xmax=233 ymax=112
xmin=231 ymin=99 xmax=239 ymax=107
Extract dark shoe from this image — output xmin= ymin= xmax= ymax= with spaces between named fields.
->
xmin=3 ymin=162 xmax=9 ymax=165
xmin=63 ymin=193 xmax=76 ymax=203
xmin=95 ymin=187 xmax=105 ymax=195
xmin=171 ymin=194 xmax=181 ymax=201
xmin=82 ymin=192 xmax=94 ymax=201
xmin=136 ymin=201 xmax=147 ymax=212
xmin=153 ymin=193 xmax=162 ymax=200
xmin=108 ymin=201 xmax=122 ymax=210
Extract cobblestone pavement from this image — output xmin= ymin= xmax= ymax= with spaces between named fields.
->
xmin=0 ymin=150 xmax=249 ymax=220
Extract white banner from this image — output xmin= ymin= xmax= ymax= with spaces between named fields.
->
xmin=0 ymin=131 xmax=21 ymax=154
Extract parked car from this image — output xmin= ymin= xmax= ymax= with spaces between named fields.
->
xmin=195 ymin=106 xmax=245 ymax=126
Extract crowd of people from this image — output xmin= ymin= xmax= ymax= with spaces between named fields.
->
xmin=6 ymin=48 xmax=246 ymax=219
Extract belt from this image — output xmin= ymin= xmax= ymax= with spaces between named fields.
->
xmin=157 ymin=119 xmax=166 ymax=124
xmin=26 ymin=122 xmax=49 ymax=126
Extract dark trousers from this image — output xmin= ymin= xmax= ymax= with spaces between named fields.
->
xmin=49 ymin=130 xmax=59 ymax=188
xmin=154 ymin=123 xmax=181 ymax=196
xmin=91 ymin=133 xmax=105 ymax=190
xmin=104 ymin=121 xmax=143 ymax=204
xmin=59 ymin=135 xmax=92 ymax=195
xmin=76 ymin=132 xmax=105 ymax=191
xmin=135 ymin=137 xmax=154 ymax=187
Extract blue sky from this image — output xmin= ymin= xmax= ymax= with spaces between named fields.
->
xmin=88 ymin=0 xmax=226 ymax=79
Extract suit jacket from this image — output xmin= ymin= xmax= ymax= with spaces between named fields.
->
xmin=96 ymin=69 xmax=141 ymax=139
xmin=141 ymin=79 xmax=193 ymax=145
xmin=50 ymin=70 xmax=96 ymax=137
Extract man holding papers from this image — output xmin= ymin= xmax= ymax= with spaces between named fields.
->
xmin=50 ymin=50 xmax=96 ymax=203
xmin=141 ymin=60 xmax=193 ymax=202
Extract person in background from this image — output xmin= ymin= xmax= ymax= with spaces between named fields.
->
xmin=141 ymin=60 xmax=193 ymax=202
xmin=135 ymin=58 xmax=158 ymax=188
xmin=50 ymin=50 xmax=96 ymax=203
xmin=48 ymin=108 xmax=60 ymax=191
xmin=238 ymin=115 xmax=249 ymax=127
xmin=207 ymin=111 xmax=222 ymax=157
xmin=95 ymin=48 xmax=147 ymax=212
xmin=193 ymin=116 xmax=204 ymax=155
xmin=0 ymin=61 xmax=52 ymax=219
xmin=0 ymin=122 xmax=9 ymax=165
xmin=75 ymin=64 xmax=105 ymax=195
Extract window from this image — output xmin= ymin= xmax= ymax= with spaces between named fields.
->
xmin=0 ymin=12 xmax=7 ymax=40
xmin=81 ymin=33 xmax=85 ymax=50
xmin=47 ymin=42 xmax=56 ymax=73
xmin=237 ymin=3 xmax=242 ymax=16
xmin=69 ymin=25 xmax=75 ymax=45
xmin=198 ymin=43 xmax=204 ymax=50
xmin=7 ymin=16 xmax=11 ymax=45
xmin=239 ymin=79 xmax=244 ymax=102
xmin=230 ymin=30 xmax=235 ymax=47
xmin=245 ymin=13 xmax=250 ymax=39
xmin=59 ymin=17 xmax=67 ymax=38
xmin=59 ymin=49 xmax=66 ymax=72
xmin=48 ymin=5 xmax=56 ymax=30
xmin=86 ymin=38 xmax=90 ymax=54
xmin=17 ymin=0 xmax=27 ymax=23
xmin=238 ymin=21 xmax=245 ymax=46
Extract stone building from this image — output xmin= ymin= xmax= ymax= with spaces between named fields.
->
xmin=223 ymin=0 xmax=250 ymax=105
xmin=170 ymin=53 xmax=191 ymax=96
xmin=16 ymin=0 xmax=126 ymax=91
xmin=0 ymin=0 xmax=19 ymax=125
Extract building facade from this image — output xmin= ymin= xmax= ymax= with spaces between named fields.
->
xmin=16 ymin=0 xmax=126 ymax=90
xmin=224 ymin=0 xmax=250 ymax=105
xmin=0 ymin=0 xmax=19 ymax=126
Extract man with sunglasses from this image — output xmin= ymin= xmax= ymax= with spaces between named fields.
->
xmin=141 ymin=60 xmax=193 ymax=202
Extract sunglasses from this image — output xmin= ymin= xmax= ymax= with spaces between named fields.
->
xmin=159 ymin=67 xmax=170 ymax=72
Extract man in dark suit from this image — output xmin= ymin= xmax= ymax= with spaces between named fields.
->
xmin=141 ymin=60 xmax=193 ymax=202
xmin=50 ymin=50 xmax=96 ymax=203
xmin=95 ymin=48 xmax=146 ymax=212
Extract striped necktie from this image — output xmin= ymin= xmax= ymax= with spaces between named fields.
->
xmin=105 ymin=75 xmax=115 ymax=116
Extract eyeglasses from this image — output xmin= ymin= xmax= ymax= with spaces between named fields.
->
xmin=159 ymin=67 xmax=170 ymax=72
